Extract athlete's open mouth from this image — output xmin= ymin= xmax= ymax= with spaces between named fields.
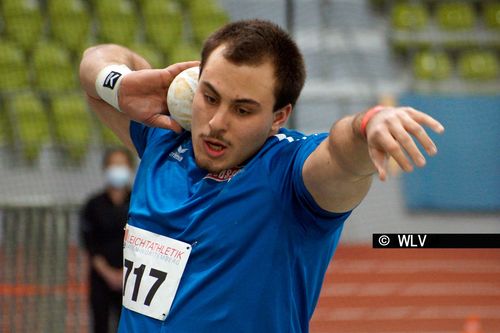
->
xmin=203 ymin=138 xmax=227 ymax=157
xmin=207 ymin=142 xmax=223 ymax=151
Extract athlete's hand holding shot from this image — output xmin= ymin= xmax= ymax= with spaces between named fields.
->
xmin=80 ymin=19 xmax=444 ymax=333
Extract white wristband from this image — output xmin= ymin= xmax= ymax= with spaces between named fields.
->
xmin=95 ymin=64 xmax=132 ymax=111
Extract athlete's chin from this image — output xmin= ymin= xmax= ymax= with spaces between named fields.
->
xmin=195 ymin=155 xmax=235 ymax=173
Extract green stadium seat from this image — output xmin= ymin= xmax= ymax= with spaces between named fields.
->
xmin=391 ymin=3 xmax=428 ymax=30
xmin=484 ymin=2 xmax=500 ymax=29
xmin=186 ymin=0 xmax=224 ymax=14
xmin=96 ymin=0 xmax=138 ymax=46
xmin=142 ymin=0 xmax=184 ymax=54
xmin=458 ymin=50 xmax=499 ymax=80
xmin=0 ymin=41 xmax=29 ymax=91
xmin=413 ymin=51 xmax=452 ymax=80
xmin=32 ymin=42 xmax=76 ymax=93
xmin=2 ymin=0 xmax=43 ymax=51
xmin=48 ymin=0 xmax=91 ymax=54
xmin=188 ymin=0 xmax=229 ymax=43
xmin=51 ymin=94 xmax=91 ymax=161
xmin=129 ymin=43 xmax=164 ymax=68
xmin=8 ymin=92 xmax=50 ymax=161
xmin=436 ymin=2 xmax=476 ymax=30
xmin=167 ymin=42 xmax=200 ymax=64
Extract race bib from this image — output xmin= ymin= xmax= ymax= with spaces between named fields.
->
xmin=123 ymin=224 xmax=192 ymax=320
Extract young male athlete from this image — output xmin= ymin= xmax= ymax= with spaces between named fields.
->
xmin=80 ymin=19 xmax=444 ymax=333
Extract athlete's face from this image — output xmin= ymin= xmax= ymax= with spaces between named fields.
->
xmin=191 ymin=45 xmax=291 ymax=173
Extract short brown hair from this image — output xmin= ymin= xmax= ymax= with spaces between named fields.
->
xmin=200 ymin=19 xmax=306 ymax=111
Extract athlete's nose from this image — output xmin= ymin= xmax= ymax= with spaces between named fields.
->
xmin=208 ymin=107 xmax=229 ymax=133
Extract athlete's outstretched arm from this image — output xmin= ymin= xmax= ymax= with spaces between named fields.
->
xmin=302 ymin=106 xmax=445 ymax=213
xmin=79 ymin=44 xmax=199 ymax=150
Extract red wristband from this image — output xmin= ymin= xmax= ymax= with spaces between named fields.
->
xmin=360 ymin=105 xmax=384 ymax=138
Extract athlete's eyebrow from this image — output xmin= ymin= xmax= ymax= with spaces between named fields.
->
xmin=201 ymin=81 xmax=220 ymax=98
xmin=201 ymin=81 xmax=261 ymax=107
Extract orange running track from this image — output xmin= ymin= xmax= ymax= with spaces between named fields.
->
xmin=310 ymin=244 xmax=500 ymax=333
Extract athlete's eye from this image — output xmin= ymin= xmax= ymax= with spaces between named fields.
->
xmin=204 ymin=94 xmax=217 ymax=105
xmin=236 ymin=108 xmax=250 ymax=115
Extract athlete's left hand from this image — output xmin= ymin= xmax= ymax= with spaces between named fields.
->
xmin=364 ymin=107 xmax=445 ymax=181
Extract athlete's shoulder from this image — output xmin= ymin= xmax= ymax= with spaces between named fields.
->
xmin=130 ymin=121 xmax=188 ymax=157
xmin=142 ymin=129 xmax=191 ymax=157
xmin=260 ymin=128 xmax=328 ymax=154
xmin=247 ymin=129 xmax=325 ymax=174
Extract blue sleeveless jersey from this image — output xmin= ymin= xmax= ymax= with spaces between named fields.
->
xmin=118 ymin=121 xmax=351 ymax=333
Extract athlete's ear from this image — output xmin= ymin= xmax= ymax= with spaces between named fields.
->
xmin=271 ymin=104 xmax=292 ymax=132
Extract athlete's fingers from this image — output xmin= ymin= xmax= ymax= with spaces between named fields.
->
xmin=161 ymin=61 xmax=200 ymax=87
xmin=144 ymin=114 xmax=183 ymax=132
xmin=389 ymin=121 xmax=426 ymax=168
xmin=401 ymin=114 xmax=439 ymax=156
xmin=166 ymin=60 xmax=200 ymax=73
xmin=404 ymin=107 xmax=445 ymax=134
xmin=368 ymin=146 xmax=388 ymax=181
xmin=375 ymin=131 xmax=413 ymax=173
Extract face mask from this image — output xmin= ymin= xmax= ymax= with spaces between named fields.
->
xmin=105 ymin=165 xmax=131 ymax=189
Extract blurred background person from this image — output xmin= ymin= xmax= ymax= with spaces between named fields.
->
xmin=80 ymin=147 xmax=135 ymax=333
